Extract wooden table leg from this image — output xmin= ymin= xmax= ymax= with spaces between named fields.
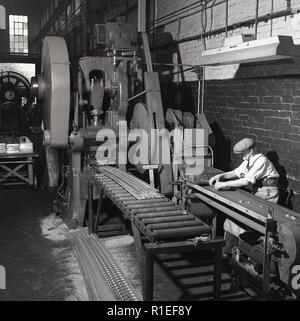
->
xmin=143 ymin=248 xmax=154 ymax=301
xmin=213 ymin=246 xmax=222 ymax=300
xmin=28 ymin=157 xmax=33 ymax=186
xmin=88 ymin=183 xmax=94 ymax=234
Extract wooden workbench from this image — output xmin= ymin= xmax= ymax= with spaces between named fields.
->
xmin=0 ymin=152 xmax=39 ymax=188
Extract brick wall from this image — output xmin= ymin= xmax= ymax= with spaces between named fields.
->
xmin=161 ymin=71 xmax=300 ymax=211
xmin=154 ymin=1 xmax=300 ymax=211
xmin=101 ymin=0 xmax=300 ymax=210
xmin=155 ymin=0 xmax=300 ymax=80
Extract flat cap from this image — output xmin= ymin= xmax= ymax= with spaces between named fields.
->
xmin=233 ymin=138 xmax=255 ymax=154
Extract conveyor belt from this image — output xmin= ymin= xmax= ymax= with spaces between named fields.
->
xmin=90 ymin=161 xmax=162 ymax=199
xmin=187 ymin=182 xmax=300 ymax=230
xmin=92 ymin=165 xmax=210 ymax=242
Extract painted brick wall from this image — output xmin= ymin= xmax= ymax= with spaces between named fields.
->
xmin=161 ymin=74 xmax=300 ymax=210
xmin=104 ymin=0 xmax=300 ymax=210
xmin=205 ymin=76 xmax=300 ymax=210
xmin=155 ymin=0 xmax=300 ymax=80
xmin=154 ymin=1 xmax=300 ymax=211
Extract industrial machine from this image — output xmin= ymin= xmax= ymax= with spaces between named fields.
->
xmin=31 ymin=1 xmax=300 ymax=299
xmin=31 ymin=6 xmax=222 ymax=301
xmin=184 ymin=172 xmax=300 ymax=299
xmin=30 ymin=12 xmax=183 ymax=228
xmin=0 ymin=71 xmax=32 ymax=133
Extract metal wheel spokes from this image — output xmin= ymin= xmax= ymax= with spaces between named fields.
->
xmin=0 ymin=71 xmax=31 ymax=105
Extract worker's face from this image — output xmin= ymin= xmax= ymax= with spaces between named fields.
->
xmin=241 ymin=149 xmax=252 ymax=161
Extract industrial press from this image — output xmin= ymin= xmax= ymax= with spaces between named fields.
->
xmin=30 ymin=7 xmax=224 ymax=300
xmin=30 ymin=3 xmax=300 ymax=300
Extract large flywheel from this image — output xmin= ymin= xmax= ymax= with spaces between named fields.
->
xmin=0 ymin=71 xmax=31 ymax=132
xmin=31 ymin=36 xmax=71 ymax=148
xmin=31 ymin=37 xmax=71 ymax=188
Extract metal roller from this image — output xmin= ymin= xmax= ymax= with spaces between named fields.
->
xmin=117 ymin=196 xmax=136 ymax=201
xmin=150 ymin=225 xmax=211 ymax=241
xmin=135 ymin=210 xmax=186 ymax=219
xmin=108 ymin=187 xmax=127 ymax=193
xmin=132 ymin=206 xmax=178 ymax=214
xmin=129 ymin=202 xmax=174 ymax=209
xmin=123 ymin=198 xmax=166 ymax=205
xmin=146 ymin=220 xmax=203 ymax=231
xmin=112 ymin=191 xmax=131 ymax=196
xmin=140 ymin=215 xmax=195 ymax=224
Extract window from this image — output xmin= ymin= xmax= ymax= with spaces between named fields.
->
xmin=0 ymin=5 xmax=5 ymax=29
xmin=9 ymin=15 xmax=28 ymax=54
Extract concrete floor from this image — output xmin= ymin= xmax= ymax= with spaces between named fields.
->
xmin=0 ymin=188 xmax=88 ymax=301
xmin=0 ymin=187 xmax=250 ymax=301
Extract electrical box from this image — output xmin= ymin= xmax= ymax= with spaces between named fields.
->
xmin=94 ymin=22 xmax=138 ymax=51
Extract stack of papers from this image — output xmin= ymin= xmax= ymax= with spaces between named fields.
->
xmin=19 ymin=142 xmax=33 ymax=153
xmin=6 ymin=144 xmax=20 ymax=154
xmin=0 ymin=143 xmax=6 ymax=154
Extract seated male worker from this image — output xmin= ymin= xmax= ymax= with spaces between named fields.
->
xmin=208 ymin=137 xmax=280 ymax=257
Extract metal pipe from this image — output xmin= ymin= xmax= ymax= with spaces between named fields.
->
xmin=130 ymin=202 xmax=173 ymax=209
xmin=151 ymin=62 xmax=198 ymax=67
xmin=133 ymin=206 xmax=178 ymax=214
xmin=146 ymin=220 xmax=202 ymax=230
xmin=150 ymin=0 xmax=226 ymax=31
xmin=135 ymin=211 xmax=186 ymax=218
xmin=151 ymin=0 xmax=204 ymax=25
xmin=201 ymin=66 xmax=205 ymax=114
xmin=153 ymin=8 xmax=293 ymax=50
xmin=197 ymin=77 xmax=201 ymax=114
xmin=88 ymin=182 xmax=94 ymax=234
xmin=123 ymin=198 xmax=166 ymax=205
xmin=225 ymin=0 xmax=229 ymax=37
xmin=255 ymin=0 xmax=260 ymax=39
xmin=151 ymin=225 xmax=210 ymax=241
xmin=128 ymin=90 xmax=147 ymax=102
xmin=141 ymin=215 xmax=195 ymax=224
xmin=270 ymin=0 xmax=274 ymax=36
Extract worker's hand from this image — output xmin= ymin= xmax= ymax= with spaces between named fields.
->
xmin=209 ymin=174 xmax=223 ymax=186
xmin=214 ymin=181 xmax=228 ymax=191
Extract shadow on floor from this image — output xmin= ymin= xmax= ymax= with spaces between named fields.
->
xmin=0 ymin=188 xmax=85 ymax=301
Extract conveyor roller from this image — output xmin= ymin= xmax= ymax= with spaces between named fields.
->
xmin=92 ymin=164 xmax=211 ymax=242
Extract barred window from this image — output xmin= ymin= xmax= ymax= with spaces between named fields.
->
xmin=9 ymin=15 xmax=28 ymax=54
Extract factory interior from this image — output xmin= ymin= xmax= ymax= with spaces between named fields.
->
xmin=1 ymin=0 xmax=300 ymax=303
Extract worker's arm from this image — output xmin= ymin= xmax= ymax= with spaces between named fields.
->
xmin=214 ymin=178 xmax=251 ymax=190
xmin=209 ymin=169 xmax=237 ymax=186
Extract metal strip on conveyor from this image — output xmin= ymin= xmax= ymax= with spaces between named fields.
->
xmin=92 ymin=165 xmax=211 ymax=243
xmin=91 ymin=163 xmax=162 ymax=199
xmin=71 ymin=229 xmax=141 ymax=301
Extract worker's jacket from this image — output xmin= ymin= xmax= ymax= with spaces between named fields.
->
xmin=224 ymin=153 xmax=279 ymax=237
